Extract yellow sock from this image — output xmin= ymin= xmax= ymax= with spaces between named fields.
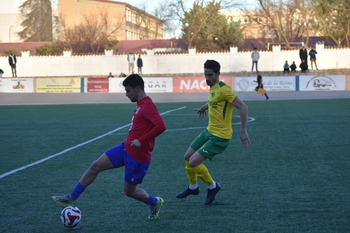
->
xmin=185 ymin=160 xmax=197 ymax=185
xmin=192 ymin=163 xmax=214 ymax=186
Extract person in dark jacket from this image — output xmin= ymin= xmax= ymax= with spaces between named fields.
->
xmin=137 ymin=54 xmax=143 ymax=75
xmin=8 ymin=54 xmax=17 ymax=77
xmin=300 ymin=59 xmax=308 ymax=73
xmin=309 ymin=46 xmax=318 ymax=70
xmin=254 ymin=72 xmax=269 ymax=100
xmin=299 ymin=45 xmax=308 ymax=66
xmin=290 ymin=61 xmax=297 ymax=72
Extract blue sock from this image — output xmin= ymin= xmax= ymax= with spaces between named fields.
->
xmin=145 ymin=195 xmax=157 ymax=205
xmin=70 ymin=183 xmax=86 ymax=200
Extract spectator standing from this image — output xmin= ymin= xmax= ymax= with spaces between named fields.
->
xmin=283 ymin=61 xmax=290 ymax=73
xmin=290 ymin=61 xmax=297 ymax=72
xmin=8 ymin=54 xmax=17 ymax=77
xmin=251 ymin=47 xmax=260 ymax=72
xmin=137 ymin=54 xmax=143 ymax=75
xmin=299 ymin=45 xmax=308 ymax=67
xmin=127 ymin=52 xmax=136 ymax=74
xmin=309 ymin=46 xmax=318 ymax=70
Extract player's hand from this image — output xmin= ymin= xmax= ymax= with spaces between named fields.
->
xmin=194 ymin=108 xmax=206 ymax=118
xmin=131 ymin=139 xmax=142 ymax=148
xmin=240 ymin=131 xmax=251 ymax=149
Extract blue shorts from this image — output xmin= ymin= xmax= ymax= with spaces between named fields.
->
xmin=105 ymin=142 xmax=150 ymax=185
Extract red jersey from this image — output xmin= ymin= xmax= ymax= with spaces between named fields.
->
xmin=124 ymin=96 xmax=166 ymax=163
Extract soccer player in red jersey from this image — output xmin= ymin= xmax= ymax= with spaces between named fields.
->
xmin=52 ymin=74 xmax=166 ymax=220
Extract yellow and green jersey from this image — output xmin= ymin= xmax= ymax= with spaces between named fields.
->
xmin=207 ymin=81 xmax=237 ymax=139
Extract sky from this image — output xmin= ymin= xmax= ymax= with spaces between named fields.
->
xmin=1 ymin=0 xmax=258 ymax=14
xmin=121 ymin=0 xmax=258 ymax=12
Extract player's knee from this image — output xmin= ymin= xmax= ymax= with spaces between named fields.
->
xmin=89 ymin=160 xmax=103 ymax=173
xmin=123 ymin=187 xmax=134 ymax=197
xmin=189 ymin=160 xmax=199 ymax=168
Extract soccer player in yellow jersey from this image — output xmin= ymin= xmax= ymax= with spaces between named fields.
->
xmin=176 ymin=60 xmax=251 ymax=205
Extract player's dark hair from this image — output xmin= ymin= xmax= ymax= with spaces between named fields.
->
xmin=123 ymin=74 xmax=144 ymax=90
xmin=204 ymin=60 xmax=221 ymax=74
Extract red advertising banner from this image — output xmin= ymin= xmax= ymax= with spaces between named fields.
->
xmin=87 ymin=78 xmax=109 ymax=92
xmin=173 ymin=77 xmax=233 ymax=92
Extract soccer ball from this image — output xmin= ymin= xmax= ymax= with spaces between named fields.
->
xmin=60 ymin=206 xmax=82 ymax=228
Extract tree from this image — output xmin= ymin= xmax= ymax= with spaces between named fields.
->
xmin=181 ymin=0 xmax=244 ymax=50
xmin=242 ymin=0 xmax=319 ymax=48
xmin=59 ymin=9 xmax=122 ymax=54
xmin=153 ymin=0 xmax=178 ymax=38
xmin=255 ymin=0 xmax=307 ymax=47
xmin=18 ymin=0 xmax=53 ymax=42
xmin=36 ymin=43 xmax=63 ymax=56
xmin=155 ymin=0 xmax=239 ymax=39
xmin=312 ymin=0 xmax=350 ymax=46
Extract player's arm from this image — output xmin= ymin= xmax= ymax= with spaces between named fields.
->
xmin=132 ymin=116 xmax=166 ymax=148
xmin=194 ymin=103 xmax=208 ymax=118
xmin=232 ymin=96 xmax=251 ymax=148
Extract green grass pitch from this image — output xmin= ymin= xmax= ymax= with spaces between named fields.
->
xmin=0 ymin=99 xmax=349 ymax=233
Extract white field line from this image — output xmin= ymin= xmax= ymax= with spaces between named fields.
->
xmin=110 ymin=116 xmax=256 ymax=134
xmin=0 ymin=106 xmax=187 ymax=179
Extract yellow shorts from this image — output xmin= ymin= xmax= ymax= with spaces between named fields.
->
xmin=257 ymin=87 xmax=266 ymax=95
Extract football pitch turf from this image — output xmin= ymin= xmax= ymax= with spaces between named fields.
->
xmin=0 ymin=99 xmax=349 ymax=233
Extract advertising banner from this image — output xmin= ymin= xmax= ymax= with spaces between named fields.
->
xmin=173 ymin=77 xmax=233 ymax=92
xmin=109 ymin=77 xmax=173 ymax=93
xmin=299 ymin=75 xmax=345 ymax=91
xmin=144 ymin=77 xmax=173 ymax=92
xmin=86 ymin=78 xmax=109 ymax=92
xmin=235 ymin=76 xmax=295 ymax=91
xmin=36 ymin=78 xmax=81 ymax=93
xmin=0 ymin=78 xmax=34 ymax=93
xmin=109 ymin=78 xmax=125 ymax=92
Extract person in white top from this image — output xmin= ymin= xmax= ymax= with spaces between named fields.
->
xmin=251 ymin=48 xmax=260 ymax=72
xmin=127 ymin=52 xmax=136 ymax=74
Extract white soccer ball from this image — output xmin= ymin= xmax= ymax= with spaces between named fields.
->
xmin=60 ymin=206 xmax=82 ymax=228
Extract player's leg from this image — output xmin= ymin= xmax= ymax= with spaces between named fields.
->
xmin=177 ymin=130 xmax=208 ymax=198
xmin=124 ymin=182 xmax=149 ymax=202
xmin=176 ymin=147 xmax=200 ymax=198
xmin=123 ymin=153 xmax=164 ymax=219
xmin=52 ymin=143 xmax=124 ymax=205
xmin=189 ymin=152 xmax=215 ymax=187
xmin=52 ymin=153 xmax=114 ymax=205
xmin=123 ymin=182 xmax=164 ymax=219
xmin=193 ymin=133 xmax=229 ymax=204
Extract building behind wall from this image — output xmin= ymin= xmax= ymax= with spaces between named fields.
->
xmin=58 ymin=0 xmax=164 ymax=41
xmin=0 ymin=0 xmax=23 ymax=43
xmin=223 ymin=10 xmax=320 ymax=41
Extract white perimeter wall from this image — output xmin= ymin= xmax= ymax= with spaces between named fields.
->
xmin=0 ymin=43 xmax=349 ymax=77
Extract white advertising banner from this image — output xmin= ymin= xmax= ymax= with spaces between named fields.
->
xmin=236 ymin=76 xmax=295 ymax=91
xmin=0 ymin=78 xmax=34 ymax=93
xmin=109 ymin=78 xmax=125 ymax=92
xmin=109 ymin=77 xmax=173 ymax=93
xmin=299 ymin=75 xmax=346 ymax=91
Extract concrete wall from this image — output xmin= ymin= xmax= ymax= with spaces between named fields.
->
xmin=0 ymin=43 xmax=349 ymax=78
